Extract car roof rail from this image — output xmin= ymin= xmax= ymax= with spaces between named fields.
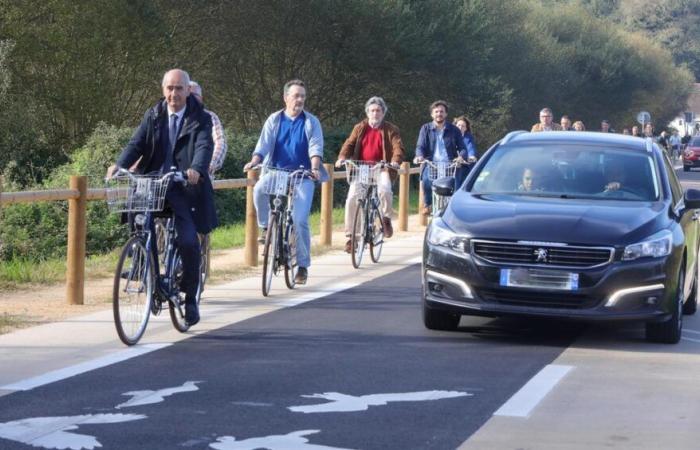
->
xmin=501 ymin=130 xmax=528 ymax=145
xmin=645 ymin=137 xmax=654 ymax=153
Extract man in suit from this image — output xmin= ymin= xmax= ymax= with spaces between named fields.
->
xmin=107 ymin=68 xmax=217 ymax=326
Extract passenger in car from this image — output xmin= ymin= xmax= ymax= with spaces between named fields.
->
xmin=517 ymin=167 xmax=538 ymax=191
xmin=603 ymin=163 xmax=626 ymax=192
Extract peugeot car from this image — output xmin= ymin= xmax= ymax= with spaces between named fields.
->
xmin=422 ymin=131 xmax=700 ymax=343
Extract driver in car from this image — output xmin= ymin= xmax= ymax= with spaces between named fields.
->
xmin=603 ymin=163 xmax=626 ymax=192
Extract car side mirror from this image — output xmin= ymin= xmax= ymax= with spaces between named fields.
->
xmin=432 ymin=176 xmax=455 ymax=197
xmin=684 ymin=188 xmax=700 ymax=209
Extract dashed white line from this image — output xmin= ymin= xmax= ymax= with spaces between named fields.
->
xmin=493 ymin=364 xmax=573 ymax=418
xmin=682 ymin=328 xmax=700 ymax=335
xmin=681 ymin=336 xmax=700 ymax=344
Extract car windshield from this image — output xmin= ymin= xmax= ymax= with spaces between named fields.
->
xmin=691 ymin=137 xmax=700 ymax=147
xmin=469 ymin=144 xmax=660 ymax=201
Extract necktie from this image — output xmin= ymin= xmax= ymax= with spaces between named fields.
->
xmin=164 ymin=114 xmax=177 ymax=171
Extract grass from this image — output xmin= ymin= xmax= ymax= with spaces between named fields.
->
xmin=0 ymin=185 xmax=421 ymax=289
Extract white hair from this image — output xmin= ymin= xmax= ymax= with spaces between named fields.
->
xmin=161 ymin=69 xmax=191 ymax=87
xmin=189 ymin=80 xmax=202 ymax=97
xmin=365 ymin=96 xmax=387 ymax=114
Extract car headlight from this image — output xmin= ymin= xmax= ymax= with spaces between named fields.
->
xmin=622 ymin=230 xmax=673 ymax=261
xmin=427 ymin=219 xmax=469 ymax=253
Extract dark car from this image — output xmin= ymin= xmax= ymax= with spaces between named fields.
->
xmin=422 ymin=131 xmax=700 ymax=343
xmin=682 ymin=136 xmax=700 ymax=171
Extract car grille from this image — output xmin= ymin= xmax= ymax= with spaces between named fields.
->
xmin=471 ymin=240 xmax=613 ymax=269
xmin=477 ymin=288 xmax=599 ymax=309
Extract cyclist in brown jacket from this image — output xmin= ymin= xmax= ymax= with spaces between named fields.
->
xmin=336 ymin=96 xmax=405 ymax=252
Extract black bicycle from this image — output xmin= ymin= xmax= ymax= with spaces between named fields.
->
xmin=105 ymin=168 xmax=201 ymax=345
xmin=250 ymin=165 xmax=310 ymax=296
xmin=342 ymin=160 xmax=396 ymax=268
xmin=155 ymin=218 xmax=210 ymax=289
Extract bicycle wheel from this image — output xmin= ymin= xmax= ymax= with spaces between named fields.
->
xmin=198 ymin=233 xmax=210 ymax=288
xmin=351 ymin=202 xmax=366 ymax=269
xmin=262 ymin=217 xmax=279 ymax=297
xmin=369 ymin=206 xmax=385 ymax=263
xmin=168 ymin=248 xmax=190 ymax=332
xmin=113 ymin=236 xmax=153 ymax=346
xmin=284 ymin=222 xmax=299 ymax=289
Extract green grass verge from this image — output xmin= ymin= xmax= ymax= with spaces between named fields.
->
xmin=0 ymin=185 xmax=421 ymax=288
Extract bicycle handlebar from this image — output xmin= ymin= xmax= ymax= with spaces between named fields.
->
xmin=107 ymin=167 xmax=187 ymax=185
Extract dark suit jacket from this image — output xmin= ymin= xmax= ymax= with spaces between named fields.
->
xmin=117 ymin=96 xmax=218 ymax=233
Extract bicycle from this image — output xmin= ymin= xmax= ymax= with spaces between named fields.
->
xmin=417 ymin=159 xmax=463 ymax=217
xmin=105 ymin=168 xmax=200 ymax=345
xmin=249 ymin=165 xmax=311 ymax=297
xmin=341 ymin=160 xmax=396 ymax=269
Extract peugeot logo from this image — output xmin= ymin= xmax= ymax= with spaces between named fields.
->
xmin=534 ymin=248 xmax=548 ymax=263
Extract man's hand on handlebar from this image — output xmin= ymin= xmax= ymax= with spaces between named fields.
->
xmin=106 ymin=165 xmax=118 ymax=180
xmin=413 ymin=156 xmax=424 ymax=165
xmin=335 ymin=158 xmax=345 ymax=168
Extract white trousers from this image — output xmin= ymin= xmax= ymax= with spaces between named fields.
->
xmin=344 ymin=171 xmax=393 ymax=236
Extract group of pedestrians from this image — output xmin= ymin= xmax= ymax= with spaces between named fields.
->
xmin=532 ymin=107 xmax=685 ymax=158
xmin=107 ymin=69 xmax=481 ymax=327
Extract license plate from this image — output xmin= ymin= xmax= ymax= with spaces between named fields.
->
xmin=499 ymin=268 xmax=579 ymax=291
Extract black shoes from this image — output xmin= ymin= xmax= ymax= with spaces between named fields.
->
xmin=382 ymin=217 xmax=393 ymax=238
xmin=185 ymin=302 xmax=200 ymax=327
xmin=294 ymin=267 xmax=308 ymax=285
xmin=258 ymin=228 xmax=267 ymax=245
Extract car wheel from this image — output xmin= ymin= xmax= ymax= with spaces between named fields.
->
xmin=684 ymin=165 xmax=690 ymax=172
xmin=683 ymin=260 xmax=698 ymax=315
xmin=646 ymin=266 xmax=684 ymax=344
xmin=423 ymin=302 xmax=460 ymax=331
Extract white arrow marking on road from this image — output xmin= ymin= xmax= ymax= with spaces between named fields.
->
xmin=0 ymin=413 xmax=146 ymax=450
xmin=115 ymin=380 xmax=201 ymax=409
xmin=288 ymin=390 xmax=472 ymax=413
xmin=210 ymin=429 xmax=354 ymax=450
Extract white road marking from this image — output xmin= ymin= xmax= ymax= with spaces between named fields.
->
xmin=210 ymin=430 xmax=354 ymax=450
xmin=681 ymin=336 xmax=700 ymax=343
xmin=288 ymin=390 xmax=471 ymax=413
xmin=682 ymin=328 xmax=700 ymax=335
xmin=1 ymin=343 xmax=170 ymax=392
xmin=493 ymin=364 xmax=573 ymax=418
xmin=0 ymin=413 xmax=146 ymax=450
xmin=116 ymin=381 xmax=201 ymax=409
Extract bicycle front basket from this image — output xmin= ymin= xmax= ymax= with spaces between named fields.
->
xmin=259 ymin=167 xmax=304 ymax=197
xmin=105 ymin=174 xmax=170 ymax=213
xmin=427 ymin=162 xmax=457 ymax=181
xmin=346 ymin=161 xmax=380 ymax=186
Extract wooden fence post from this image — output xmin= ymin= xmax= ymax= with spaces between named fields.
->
xmin=244 ymin=170 xmax=259 ymax=266
xmin=320 ymin=163 xmax=334 ymax=246
xmin=66 ymin=176 xmax=87 ymax=305
xmin=398 ymin=162 xmax=410 ymax=231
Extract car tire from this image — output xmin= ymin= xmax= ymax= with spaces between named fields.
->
xmin=683 ymin=261 xmax=698 ymax=315
xmin=422 ymin=301 xmax=460 ymax=331
xmin=646 ymin=266 xmax=684 ymax=344
xmin=684 ymin=165 xmax=690 ymax=172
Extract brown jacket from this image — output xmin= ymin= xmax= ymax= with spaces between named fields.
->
xmin=531 ymin=123 xmax=563 ymax=132
xmin=339 ymin=119 xmax=405 ymax=171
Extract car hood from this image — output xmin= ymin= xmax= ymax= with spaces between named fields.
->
xmin=443 ymin=192 xmax=668 ymax=246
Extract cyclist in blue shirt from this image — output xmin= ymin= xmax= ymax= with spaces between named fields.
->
xmin=244 ymin=79 xmax=327 ymax=285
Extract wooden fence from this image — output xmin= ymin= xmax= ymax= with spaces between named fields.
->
xmin=0 ymin=163 xmax=422 ymax=305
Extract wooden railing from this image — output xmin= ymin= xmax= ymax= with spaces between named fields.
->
xmin=0 ymin=163 xmax=421 ymax=305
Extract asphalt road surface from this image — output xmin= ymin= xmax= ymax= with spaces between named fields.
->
xmin=0 ymin=265 xmax=582 ymax=450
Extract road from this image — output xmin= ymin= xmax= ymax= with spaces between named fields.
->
xmin=0 ymin=168 xmax=699 ymax=449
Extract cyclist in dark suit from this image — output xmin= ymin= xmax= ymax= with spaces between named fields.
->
xmin=107 ymin=68 xmax=217 ymax=327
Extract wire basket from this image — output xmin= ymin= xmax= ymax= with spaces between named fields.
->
xmin=105 ymin=174 xmax=170 ymax=213
xmin=345 ymin=161 xmax=381 ymax=186
xmin=258 ymin=167 xmax=305 ymax=197
xmin=425 ymin=161 xmax=458 ymax=181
